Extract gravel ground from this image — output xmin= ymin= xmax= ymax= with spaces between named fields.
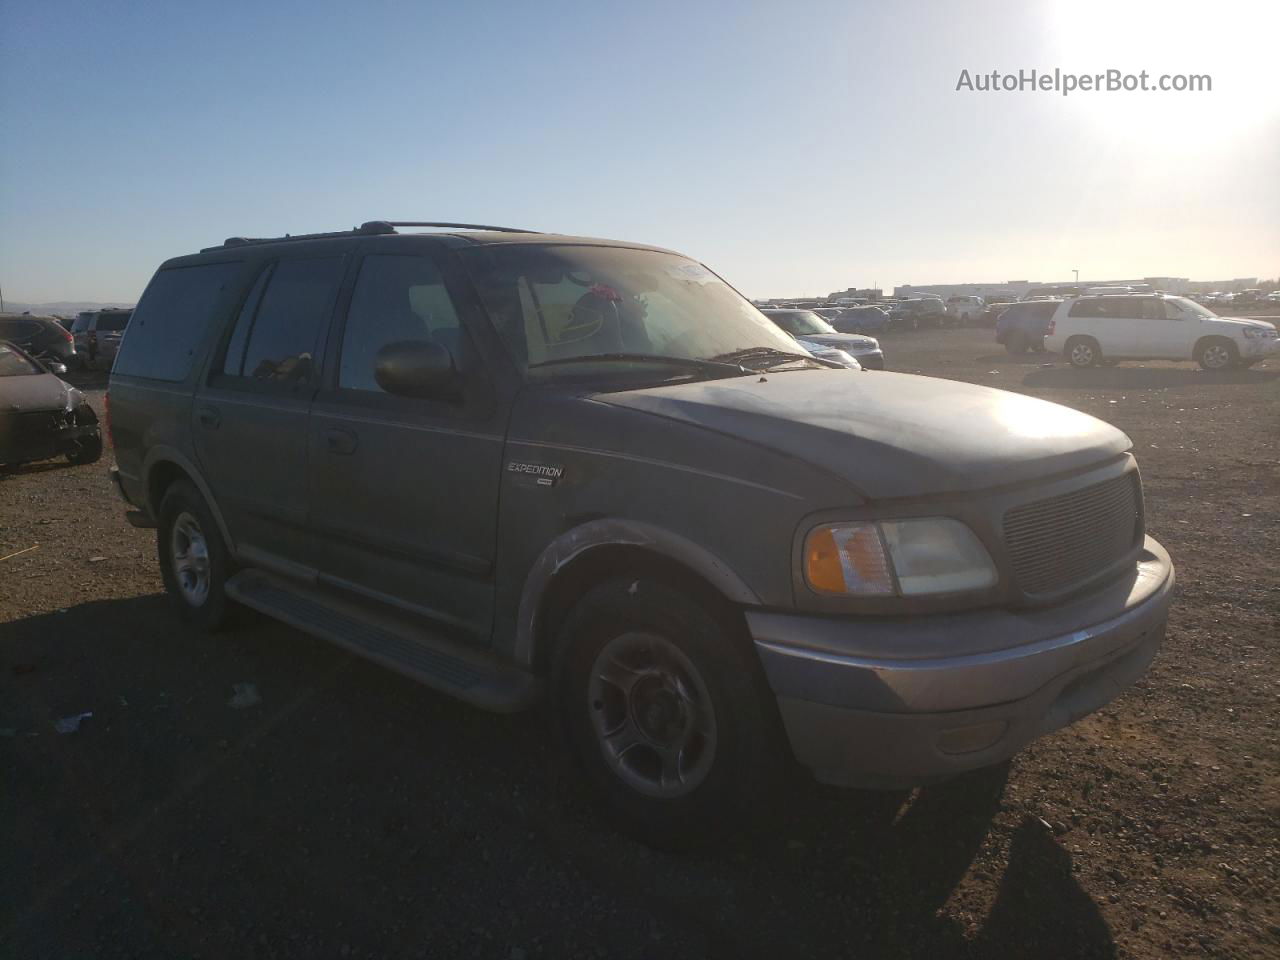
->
xmin=2 ymin=326 xmax=1277 ymax=959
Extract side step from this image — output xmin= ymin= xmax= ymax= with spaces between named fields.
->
xmin=225 ymin=570 xmax=541 ymax=712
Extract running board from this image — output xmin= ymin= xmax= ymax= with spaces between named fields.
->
xmin=225 ymin=570 xmax=540 ymax=712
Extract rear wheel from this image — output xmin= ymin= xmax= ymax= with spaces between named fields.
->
xmin=1197 ymin=338 xmax=1238 ymax=371
xmin=1065 ymin=336 xmax=1102 ymax=368
xmin=554 ymin=577 xmax=785 ymax=848
xmin=157 ymin=480 xmax=237 ymax=631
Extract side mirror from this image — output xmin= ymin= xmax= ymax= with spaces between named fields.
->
xmin=374 ymin=340 xmax=459 ymax=399
xmin=49 ymin=362 xmax=68 ymax=375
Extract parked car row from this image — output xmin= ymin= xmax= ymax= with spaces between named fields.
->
xmin=71 ymin=308 xmax=133 ymax=370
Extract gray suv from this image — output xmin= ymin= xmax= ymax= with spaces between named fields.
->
xmin=108 ymin=221 xmax=1174 ymax=844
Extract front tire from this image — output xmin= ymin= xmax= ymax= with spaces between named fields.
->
xmin=1197 ymin=338 xmax=1239 ymax=371
xmin=1065 ymin=336 xmax=1102 ymax=368
xmin=65 ymin=432 xmax=102 ymax=465
xmin=554 ymin=577 xmax=784 ymax=848
xmin=157 ymin=480 xmax=236 ymax=631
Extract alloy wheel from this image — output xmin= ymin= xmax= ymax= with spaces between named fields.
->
xmin=588 ymin=631 xmax=717 ymax=798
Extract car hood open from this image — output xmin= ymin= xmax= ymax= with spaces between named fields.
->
xmin=598 ymin=369 xmax=1131 ymax=499
xmin=0 ymin=373 xmax=74 ymax=414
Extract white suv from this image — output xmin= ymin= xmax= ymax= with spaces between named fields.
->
xmin=1044 ymin=294 xmax=1279 ymax=370
xmin=945 ymin=295 xmax=984 ymax=325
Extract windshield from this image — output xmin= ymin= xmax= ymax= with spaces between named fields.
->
xmin=0 ymin=343 xmax=40 ymax=376
xmin=764 ymin=311 xmax=835 ymax=336
xmin=1167 ymin=296 xmax=1215 ymax=318
xmin=461 ymin=245 xmax=804 ymax=376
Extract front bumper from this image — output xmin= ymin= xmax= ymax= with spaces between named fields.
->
xmin=0 ymin=412 xmax=98 ymax=465
xmin=1242 ymin=336 xmax=1278 ymax=359
xmin=851 ymin=349 xmax=885 ymax=370
xmin=750 ymin=536 xmax=1173 ymax=788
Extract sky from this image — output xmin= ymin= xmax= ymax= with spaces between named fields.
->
xmin=1 ymin=0 xmax=1277 ymax=303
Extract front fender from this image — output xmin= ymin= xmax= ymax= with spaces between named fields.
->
xmin=512 ymin=518 xmax=761 ymax=667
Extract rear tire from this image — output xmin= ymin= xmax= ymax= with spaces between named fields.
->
xmin=1065 ymin=336 xmax=1102 ymax=368
xmin=157 ymin=480 xmax=237 ymax=631
xmin=553 ymin=577 xmax=785 ymax=849
xmin=1197 ymin=337 xmax=1239 ymax=371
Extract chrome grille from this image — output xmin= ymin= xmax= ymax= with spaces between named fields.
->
xmin=1004 ymin=473 xmax=1142 ymax=595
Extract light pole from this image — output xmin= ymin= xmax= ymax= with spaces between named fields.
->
xmin=1072 ymin=269 xmax=1079 ymax=285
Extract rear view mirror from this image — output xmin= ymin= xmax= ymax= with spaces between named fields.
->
xmin=49 ymin=362 xmax=68 ymax=375
xmin=373 ymin=340 xmax=459 ymax=399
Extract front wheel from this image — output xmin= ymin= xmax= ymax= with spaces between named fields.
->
xmin=1197 ymin=338 xmax=1239 ymax=371
xmin=65 ymin=432 xmax=102 ymax=465
xmin=554 ymin=578 xmax=785 ymax=848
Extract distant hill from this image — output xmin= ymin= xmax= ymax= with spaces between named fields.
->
xmin=0 ymin=300 xmax=135 ymax=317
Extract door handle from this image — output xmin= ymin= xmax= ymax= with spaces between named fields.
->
xmin=324 ymin=428 xmax=358 ymax=455
xmin=196 ymin=406 xmax=221 ymax=430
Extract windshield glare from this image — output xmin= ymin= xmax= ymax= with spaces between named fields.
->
xmin=0 ymin=344 xmax=40 ymax=377
xmin=1168 ymin=296 xmax=1214 ymax=318
xmin=766 ymin=311 xmax=834 ymax=336
xmin=461 ymin=245 xmax=804 ymax=375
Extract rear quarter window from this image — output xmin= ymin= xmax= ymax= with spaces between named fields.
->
xmin=113 ymin=262 xmax=241 ymax=381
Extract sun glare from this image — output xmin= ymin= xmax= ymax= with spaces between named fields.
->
xmin=1046 ymin=0 xmax=1280 ymax=133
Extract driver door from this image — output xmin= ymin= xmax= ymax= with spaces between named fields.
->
xmin=307 ymin=250 xmax=508 ymax=643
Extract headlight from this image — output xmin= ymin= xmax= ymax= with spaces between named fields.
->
xmin=1242 ymin=326 xmax=1274 ymax=339
xmin=804 ymin=518 xmax=997 ymax=597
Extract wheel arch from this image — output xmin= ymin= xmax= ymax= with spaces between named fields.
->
xmin=1193 ymin=334 xmax=1235 ymax=359
xmin=143 ymin=447 xmax=235 ymax=552
xmin=514 ymin=519 xmax=761 ymax=671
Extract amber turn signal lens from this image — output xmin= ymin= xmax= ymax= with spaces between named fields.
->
xmin=804 ymin=523 xmax=895 ymax=596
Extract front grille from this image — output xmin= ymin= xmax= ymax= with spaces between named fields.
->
xmin=1003 ymin=473 xmax=1142 ymax=595
xmin=1 ymin=409 xmax=69 ymax=439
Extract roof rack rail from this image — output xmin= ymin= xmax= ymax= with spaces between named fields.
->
xmin=202 ymin=220 xmax=537 ymax=253
xmin=360 ymin=220 xmax=538 ymax=234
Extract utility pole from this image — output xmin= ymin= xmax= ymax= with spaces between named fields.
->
xmin=1072 ymin=269 xmax=1079 ymax=285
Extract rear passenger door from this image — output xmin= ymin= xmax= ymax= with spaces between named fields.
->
xmin=192 ymin=254 xmax=347 ymax=566
xmin=307 ymin=251 xmax=507 ymax=643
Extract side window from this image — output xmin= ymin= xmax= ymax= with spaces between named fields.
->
xmin=221 ymin=265 xmax=274 ymax=376
xmin=111 ymin=262 xmax=241 ymax=382
xmin=1105 ymin=296 xmax=1139 ymax=318
xmin=1069 ymin=299 xmax=1101 ymax=318
xmin=338 ymin=254 xmax=466 ymax=393
xmin=1139 ymin=298 xmax=1164 ymax=320
xmin=1162 ymin=300 xmax=1184 ymax=320
xmin=228 ymin=257 xmax=343 ymax=384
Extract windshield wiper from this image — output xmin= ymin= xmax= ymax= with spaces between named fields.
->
xmin=527 ymin=353 xmax=754 ymax=378
xmin=712 ymin=346 xmax=839 ymax=370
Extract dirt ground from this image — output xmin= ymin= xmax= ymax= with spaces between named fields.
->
xmin=2 ymin=326 xmax=1277 ymax=959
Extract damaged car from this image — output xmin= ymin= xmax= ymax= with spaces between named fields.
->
xmin=0 ymin=341 xmax=102 ymax=467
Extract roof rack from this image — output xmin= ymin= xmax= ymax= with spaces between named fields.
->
xmin=201 ymin=220 xmax=537 ymax=252
xmin=363 ymin=220 xmax=538 ymax=234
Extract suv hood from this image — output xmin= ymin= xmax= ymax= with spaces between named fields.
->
xmin=598 ymin=370 xmax=1130 ymax=499
xmin=1206 ymin=316 xmax=1277 ymax=333
xmin=0 ymin=373 xmax=75 ymax=413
